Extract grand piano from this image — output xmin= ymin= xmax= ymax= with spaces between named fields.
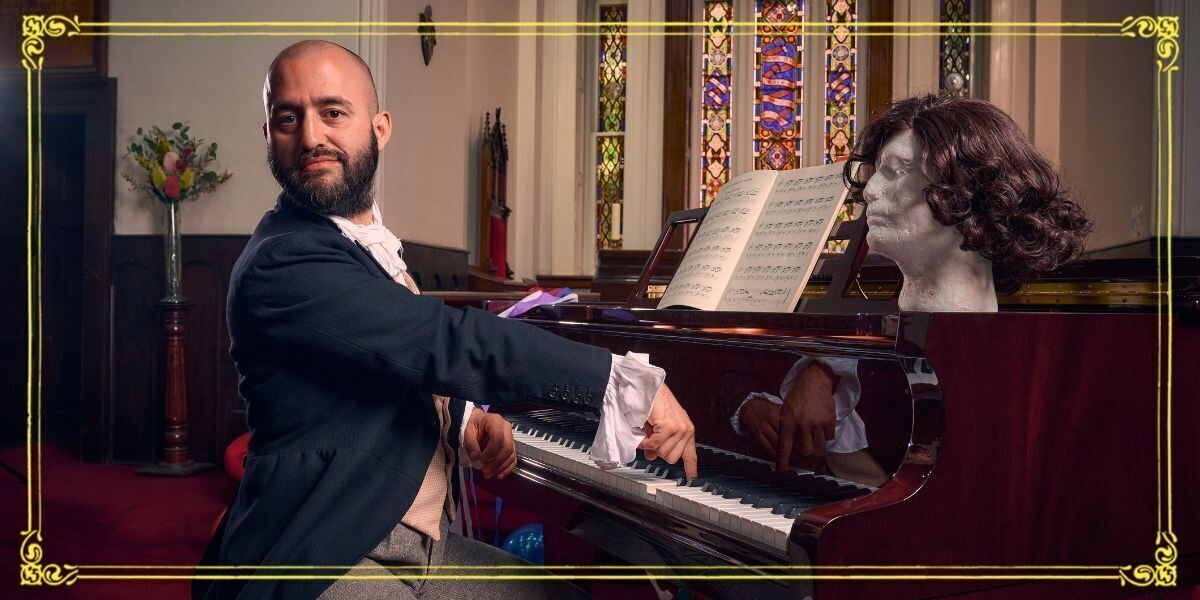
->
xmin=447 ymin=211 xmax=1199 ymax=599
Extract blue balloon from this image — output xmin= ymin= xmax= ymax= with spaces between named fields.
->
xmin=500 ymin=523 xmax=544 ymax=565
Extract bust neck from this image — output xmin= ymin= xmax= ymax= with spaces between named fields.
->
xmin=896 ymin=248 xmax=998 ymax=312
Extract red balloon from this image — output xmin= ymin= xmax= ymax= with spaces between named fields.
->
xmin=224 ymin=432 xmax=249 ymax=481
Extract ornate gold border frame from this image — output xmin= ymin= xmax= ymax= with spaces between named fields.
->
xmin=18 ymin=15 xmax=1180 ymax=591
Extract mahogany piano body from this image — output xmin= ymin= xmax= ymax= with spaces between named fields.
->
xmin=450 ymin=258 xmax=1199 ymax=599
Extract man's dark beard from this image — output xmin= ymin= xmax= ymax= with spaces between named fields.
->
xmin=268 ymin=129 xmax=378 ymax=218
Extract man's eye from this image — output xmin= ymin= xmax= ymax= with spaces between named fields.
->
xmin=279 ymin=115 xmax=296 ymax=124
xmin=327 ymin=110 xmax=344 ymax=118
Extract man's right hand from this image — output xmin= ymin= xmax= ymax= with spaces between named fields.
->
xmin=777 ymin=363 xmax=837 ymax=470
xmin=638 ymin=383 xmax=698 ymax=478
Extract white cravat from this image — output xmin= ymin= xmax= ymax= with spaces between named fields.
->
xmin=325 ymin=203 xmax=475 ymax=457
xmin=326 ymin=202 xmax=408 ymax=280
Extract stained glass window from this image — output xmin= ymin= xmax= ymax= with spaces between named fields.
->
xmin=701 ymin=1 xmax=734 ymax=206
xmin=754 ymin=0 xmax=803 ymax=171
xmin=824 ymin=0 xmax=856 ymax=164
xmin=696 ymin=1 xmax=859 ymax=206
xmin=939 ymin=0 xmax=971 ymax=96
xmin=823 ymin=238 xmax=850 ymax=254
xmin=596 ymin=4 xmax=627 ymax=249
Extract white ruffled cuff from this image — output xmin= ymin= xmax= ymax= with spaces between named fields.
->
xmin=589 ymin=352 xmax=665 ymax=469
xmin=729 ymin=392 xmax=782 ymax=436
xmin=779 ymin=356 xmax=868 ymax=454
xmin=457 ymin=401 xmax=477 ymax=468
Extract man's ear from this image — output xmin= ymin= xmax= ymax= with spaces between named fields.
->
xmin=262 ymin=122 xmax=268 ymax=140
xmin=373 ymin=110 xmax=392 ymax=151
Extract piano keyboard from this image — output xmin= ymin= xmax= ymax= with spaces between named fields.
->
xmin=503 ymin=410 xmax=874 ymax=552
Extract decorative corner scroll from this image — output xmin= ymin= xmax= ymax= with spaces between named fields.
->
xmin=1118 ymin=531 xmax=1177 ymax=588
xmin=1120 ymin=15 xmax=1180 ymax=73
xmin=20 ymin=530 xmax=79 ymax=586
xmin=20 ymin=11 xmax=85 ymax=588
xmin=21 ymin=14 xmax=82 ymax=72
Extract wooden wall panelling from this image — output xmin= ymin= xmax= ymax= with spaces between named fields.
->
xmin=0 ymin=74 xmax=116 ymax=459
xmin=107 ymin=234 xmax=472 ymax=464
xmin=109 ymin=250 xmax=161 ymax=463
xmin=109 ymin=235 xmax=248 ymax=464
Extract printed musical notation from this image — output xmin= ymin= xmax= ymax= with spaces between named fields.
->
xmin=707 ymin=206 xmax=753 ymax=221
xmin=762 ymin=195 xmax=843 ymax=216
xmin=745 ymin=241 xmax=817 ymax=258
xmin=721 ymin=286 xmax=792 ymax=310
xmin=674 ymin=263 xmax=725 ymax=280
xmin=658 ymin=163 xmax=849 ymax=312
xmin=687 ymin=244 xmax=733 ymax=259
xmin=772 ymin=172 xmax=843 ymax=193
xmin=753 ymin=220 xmax=827 ymax=236
xmin=713 ymin=177 xmax=769 ymax=205
xmin=669 ymin=282 xmax=716 ymax=299
xmin=734 ymin=265 xmax=809 ymax=281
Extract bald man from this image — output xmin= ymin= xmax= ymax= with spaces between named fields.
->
xmin=194 ymin=41 xmax=698 ymax=600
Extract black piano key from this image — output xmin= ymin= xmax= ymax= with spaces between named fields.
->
xmin=748 ymin=495 xmax=795 ymax=509
xmin=785 ymin=504 xmax=823 ymax=519
xmin=724 ymin=485 xmax=789 ymax=500
xmin=659 ymin=468 xmax=685 ymax=481
xmin=510 ymin=412 xmax=877 ymax=521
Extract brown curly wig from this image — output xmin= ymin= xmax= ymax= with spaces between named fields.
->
xmin=843 ymin=94 xmax=1092 ymax=290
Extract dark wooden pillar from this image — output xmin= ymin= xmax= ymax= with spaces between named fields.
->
xmin=865 ymin=0 xmax=894 ymax=119
xmin=137 ymin=301 xmax=213 ymax=476
xmin=660 ymin=0 xmax=693 ymax=249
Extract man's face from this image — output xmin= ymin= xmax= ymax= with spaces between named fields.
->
xmin=264 ymin=51 xmax=382 ymax=217
xmin=862 ymin=129 xmax=961 ymax=267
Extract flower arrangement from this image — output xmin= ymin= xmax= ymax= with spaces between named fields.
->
xmin=121 ymin=122 xmax=232 ymax=202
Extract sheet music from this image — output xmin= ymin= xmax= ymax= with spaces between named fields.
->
xmin=657 ymin=171 xmax=777 ymax=310
xmin=717 ymin=163 xmax=848 ymax=312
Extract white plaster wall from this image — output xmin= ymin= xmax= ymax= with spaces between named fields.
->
xmin=464 ymin=0 xmax=521 ymax=266
xmin=1057 ymin=0 xmax=1156 ymax=251
xmin=380 ymin=0 xmax=470 ymax=250
xmin=111 ymin=0 xmax=481 ymax=253
xmin=1171 ymin=0 xmax=1197 ymax=237
xmin=891 ymin=0 xmax=940 ymax=99
xmin=110 ymin=0 xmax=362 ymax=234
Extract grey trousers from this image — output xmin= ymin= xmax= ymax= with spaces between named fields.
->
xmin=318 ymin=517 xmax=588 ymax=599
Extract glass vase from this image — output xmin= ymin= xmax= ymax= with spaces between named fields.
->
xmin=161 ymin=199 xmax=186 ymax=303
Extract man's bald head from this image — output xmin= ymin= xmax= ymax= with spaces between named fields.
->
xmin=263 ymin=40 xmax=379 ymax=117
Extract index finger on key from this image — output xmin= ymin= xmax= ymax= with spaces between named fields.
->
xmin=777 ymin=414 xmax=796 ymax=471
xmin=683 ymin=438 xmax=698 ymax=479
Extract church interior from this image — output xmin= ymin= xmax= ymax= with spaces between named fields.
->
xmin=2 ymin=0 xmax=1198 ymax=598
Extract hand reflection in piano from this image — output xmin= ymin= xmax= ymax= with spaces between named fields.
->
xmin=733 ymin=356 xmax=889 ymax=488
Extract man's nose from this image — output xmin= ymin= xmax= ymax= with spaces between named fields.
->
xmin=300 ymin=112 xmax=326 ymax=152
xmin=862 ymin=179 xmax=881 ymax=205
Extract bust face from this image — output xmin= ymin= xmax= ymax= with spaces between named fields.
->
xmin=862 ymin=129 xmax=961 ymax=266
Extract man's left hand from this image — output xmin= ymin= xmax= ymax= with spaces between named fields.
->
xmin=463 ymin=408 xmax=517 ymax=479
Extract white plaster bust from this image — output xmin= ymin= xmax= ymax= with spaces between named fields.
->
xmin=845 ymin=95 xmax=1091 ymax=314
xmin=861 ymin=129 xmax=998 ymax=312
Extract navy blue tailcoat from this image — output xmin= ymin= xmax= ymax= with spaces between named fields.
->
xmin=194 ymin=194 xmax=610 ymax=599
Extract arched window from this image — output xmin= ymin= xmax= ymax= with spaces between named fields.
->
xmin=699 ymin=0 xmax=861 ymax=207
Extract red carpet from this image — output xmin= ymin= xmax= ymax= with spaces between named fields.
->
xmin=1 ymin=445 xmax=237 ymax=599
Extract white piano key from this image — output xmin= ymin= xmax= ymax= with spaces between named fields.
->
xmin=506 ymin=420 xmax=854 ymax=554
